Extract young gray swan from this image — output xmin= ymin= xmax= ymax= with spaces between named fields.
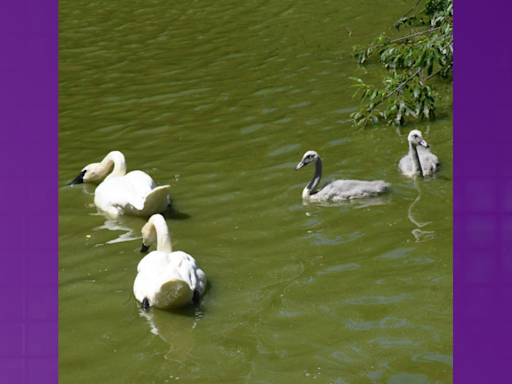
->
xmin=398 ymin=130 xmax=439 ymax=177
xmin=295 ymin=150 xmax=390 ymax=202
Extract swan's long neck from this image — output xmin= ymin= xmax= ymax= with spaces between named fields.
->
xmin=103 ymin=151 xmax=128 ymax=181
xmin=303 ymin=158 xmax=323 ymax=199
xmin=409 ymin=143 xmax=423 ymax=177
xmin=149 ymin=215 xmax=173 ymax=253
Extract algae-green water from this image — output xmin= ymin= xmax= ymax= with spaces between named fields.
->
xmin=59 ymin=0 xmax=453 ymax=382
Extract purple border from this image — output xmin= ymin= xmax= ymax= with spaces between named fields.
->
xmin=1 ymin=0 xmax=507 ymax=383
xmin=0 ymin=1 xmax=58 ymax=383
xmin=453 ymin=1 xmax=512 ymax=383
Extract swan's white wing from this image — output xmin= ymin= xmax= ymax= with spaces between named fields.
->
xmin=137 ymin=185 xmax=171 ymax=216
xmin=94 ymin=170 xmax=169 ymax=215
xmin=123 ymin=170 xmax=157 ymax=192
xmin=168 ymin=251 xmax=204 ymax=292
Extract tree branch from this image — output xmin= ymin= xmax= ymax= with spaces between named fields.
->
xmin=386 ymin=27 xmax=442 ymax=44
xmin=342 ymin=66 xmax=424 ymax=126
xmin=390 ymin=0 xmax=424 ymax=29
xmin=353 ymin=27 xmax=442 ymax=58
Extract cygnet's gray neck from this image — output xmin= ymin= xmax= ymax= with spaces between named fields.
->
xmin=307 ymin=158 xmax=323 ymax=193
xmin=409 ymin=142 xmax=424 ymax=177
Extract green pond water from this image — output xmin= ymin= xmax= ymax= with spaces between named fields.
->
xmin=59 ymin=0 xmax=453 ymax=383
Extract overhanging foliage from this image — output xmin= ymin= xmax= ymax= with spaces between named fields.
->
xmin=347 ymin=0 xmax=453 ymax=128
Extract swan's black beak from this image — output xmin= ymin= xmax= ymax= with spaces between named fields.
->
xmin=296 ymin=162 xmax=304 ymax=170
xmin=69 ymin=170 xmax=86 ymax=185
xmin=142 ymin=298 xmax=150 ymax=311
xmin=419 ymin=140 xmax=429 ymax=148
xmin=140 ymin=243 xmax=150 ymax=253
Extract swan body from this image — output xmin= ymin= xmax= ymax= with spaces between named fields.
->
xmin=134 ymin=214 xmax=207 ymax=310
xmin=398 ymin=130 xmax=439 ymax=177
xmin=69 ymin=151 xmax=170 ymax=216
xmin=295 ymin=150 xmax=390 ymax=202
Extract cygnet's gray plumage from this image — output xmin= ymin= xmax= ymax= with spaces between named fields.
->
xmin=398 ymin=130 xmax=439 ymax=177
xmin=295 ymin=150 xmax=390 ymax=202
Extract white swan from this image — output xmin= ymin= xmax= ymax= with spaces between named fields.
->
xmin=69 ymin=151 xmax=170 ymax=216
xmin=134 ymin=214 xmax=207 ymax=310
xmin=295 ymin=150 xmax=390 ymax=202
xmin=398 ymin=130 xmax=439 ymax=177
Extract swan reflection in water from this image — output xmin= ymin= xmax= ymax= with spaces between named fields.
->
xmin=302 ymin=193 xmax=392 ymax=209
xmin=91 ymin=213 xmax=142 ymax=245
xmin=139 ymin=306 xmax=203 ymax=362
xmin=408 ymin=181 xmax=435 ymax=243
xmin=90 ymin=205 xmax=191 ymax=246
xmin=398 ymin=129 xmax=440 ymax=243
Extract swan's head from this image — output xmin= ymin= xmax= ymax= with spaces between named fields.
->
xmin=140 ymin=220 xmax=157 ymax=253
xmin=69 ymin=163 xmax=107 ymax=185
xmin=69 ymin=151 xmax=126 ymax=185
xmin=407 ymin=130 xmax=429 ymax=148
xmin=296 ymin=150 xmax=320 ymax=170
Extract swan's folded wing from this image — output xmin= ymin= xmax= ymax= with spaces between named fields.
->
xmin=168 ymin=251 xmax=203 ymax=292
xmin=319 ymin=179 xmax=389 ymax=200
xmin=95 ymin=172 xmax=155 ymax=213
xmin=417 ymin=146 xmax=440 ymax=174
xmin=195 ymin=268 xmax=207 ymax=295
xmin=124 ymin=170 xmax=157 ymax=189
xmin=96 ymin=171 xmax=170 ymax=215
xmin=398 ymin=154 xmax=412 ymax=174
xmin=121 ymin=171 xmax=160 ymax=211
xmin=137 ymin=185 xmax=171 ymax=215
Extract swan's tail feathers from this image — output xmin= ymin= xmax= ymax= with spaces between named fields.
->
xmin=156 ymin=279 xmax=194 ymax=309
xmin=141 ymin=185 xmax=171 ymax=216
xmin=367 ymin=181 xmax=391 ymax=193
xmin=192 ymin=290 xmax=200 ymax=305
xmin=359 ymin=181 xmax=390 ymax=198
xmin=142 ymin=298 xmax=150 ymax=312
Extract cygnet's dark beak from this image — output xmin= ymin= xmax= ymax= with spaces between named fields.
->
xmin=419 ymin=139 xmax=429 ymax=148
xmin=140 ymin=243 xmax=150 ymax=253
xmin=296 ymin=162 xmax=305 ymax=170
xmin=69 ymin=170 xmax=86 ymax=185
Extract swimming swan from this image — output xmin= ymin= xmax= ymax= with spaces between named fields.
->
xmin=69 ymin=151 xmax=170 ymax=216
xmin=398 ymin=130 xmax=439 ymax=177
xmin=295 ymin=150 xmax=390 ymax=202
xmin=134 ymin=214 xmax=207 ymax=310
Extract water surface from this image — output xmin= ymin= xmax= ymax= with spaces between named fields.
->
xmin=59 ymin=0 xmax=453 ymax=382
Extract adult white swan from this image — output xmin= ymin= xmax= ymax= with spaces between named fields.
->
xmin=295 ymin=150 xmax=390 ymax=202
xmin=398 ymin=130 xmax=439 ymax=177
xmin=69 ymin=151 xmax=170 ymax=216
xmin=134 ymin=214 xmax=207 ymax=310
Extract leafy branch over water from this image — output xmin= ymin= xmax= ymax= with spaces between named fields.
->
xmin=347 ymin=0 xmax=453 ymax=129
